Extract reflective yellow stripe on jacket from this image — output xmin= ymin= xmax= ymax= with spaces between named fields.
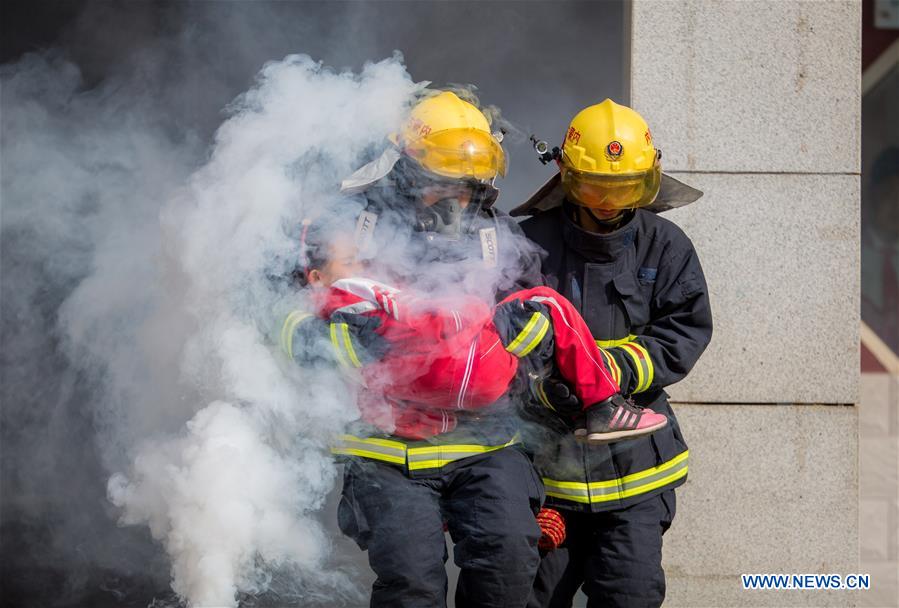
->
xmin=598 ymin=347 xmax=622 ymax=387
xmin=407 ymin=438 xmax=519 ymax=470
xmin=330 ymin=322 xmax=363 ymax=368
xmin=619 ymin=341 xmax=654 ymax=393
xmin=505 ymin=312 xmax=551 ymax=358
xmin=281 ymin=310 xmax=313 ymax=359
xmin=331 ymin=434 xmax=520 ymax=471
xmin=543 ymin=450 xmax=688 ymax=505
xmin=596 ymin=334 xmax=637 ymax=348
xmin=330 ymin=435 xmax=407 ymax=465
xmin=534 ymin=379 xmax=555 ymax=411
xmin=596 ymin=336 xmax=655 ymax=394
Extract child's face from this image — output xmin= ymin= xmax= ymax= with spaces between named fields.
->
xmin=308 ymin=236 xmax=363 ymax=287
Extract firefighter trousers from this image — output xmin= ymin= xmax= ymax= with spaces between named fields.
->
xmin=527 ymin=490 xmax=676 ymax=608
xmin=337 ymin=446 xmax=543 ymax=608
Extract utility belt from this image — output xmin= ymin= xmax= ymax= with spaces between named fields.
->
xmin=332 ymin=426 xmax=521 ymax=478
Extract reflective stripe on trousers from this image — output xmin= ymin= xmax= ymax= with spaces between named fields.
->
xmin=543 ymin=450 xmax=688 ymax=505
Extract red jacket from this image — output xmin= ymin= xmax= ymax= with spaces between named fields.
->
xmin=315 ymin=278 xmax=619 ymax=439
xmin=317 ymin=278 xmax=518 ymax=410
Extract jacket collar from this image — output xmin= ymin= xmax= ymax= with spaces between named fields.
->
xmin=560 ymin=203 xmax=638 ymax=262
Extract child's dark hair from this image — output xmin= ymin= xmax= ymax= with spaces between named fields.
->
xmin=291 ymin=218 xmax=340 ymax=288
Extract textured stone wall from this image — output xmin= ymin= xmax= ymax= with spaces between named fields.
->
xmin=630 ymin=1 xmax=861 ymax=605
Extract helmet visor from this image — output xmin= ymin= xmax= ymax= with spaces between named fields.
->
xmin=404 ymin=128 xmax=506 ymax=180
xmin=560 ymin=160 xmax=661 ymax=211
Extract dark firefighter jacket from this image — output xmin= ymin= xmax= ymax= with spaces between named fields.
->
xmin=520 ymin=203 xmax=713 ymax=512
xmin=282 ymin=209 xmax=545 ymax=479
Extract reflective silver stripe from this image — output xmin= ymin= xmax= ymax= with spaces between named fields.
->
xmin=598 ymin=346 xmax=622 ymax=386
xmin=329 ymin=322 xmax=362 ymax=368
xmin=543 ymin=480 xmax=591 ymax=504
xmin=330 ymin=435 xmax=407 ymax=465
xmin=280 ymin=310 xmax=313 ymax=359
xmin=408 ymin=450 xmax=485 ymax=462
xmin=589 ymin=451 xmax=688 ymax=501
xmin=544 ymin=450 xmax=690 ymax=505
xmin=618 ymin=342 xmax=653 ymax=393
xmin=407 ymin=437 xmax=519 ymax=471
xmin=332 ymin=301 xmax=379 ymax=316
xmin=505 ymin=312 xmax=551 ymax=358
xmin=331 ymin=436 xmax=521 ymax=471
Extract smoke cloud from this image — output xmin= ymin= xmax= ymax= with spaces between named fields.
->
xmin=2 ymin=3 xmax=625 ymax=606
xmin=3 ymin=48 xmax=423 ymax=606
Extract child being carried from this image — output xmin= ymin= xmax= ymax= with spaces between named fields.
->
xmin=292 ymin=222 xmax=667 ymax=444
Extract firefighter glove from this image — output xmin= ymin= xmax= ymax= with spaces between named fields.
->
xmin=531 ymin=376 xmax=582 ymax=418
xmin=537 ymin=507 xmax=566 ymax=551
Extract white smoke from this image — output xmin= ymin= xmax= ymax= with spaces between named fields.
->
xmin=4 ymin=51 xmax=418 ymax=606
xmin=2 ymin=2 xmax=632 ymax=606
xmin=100 ymin=55 xmax=419 ymax=606
xmin=2 ymin=37 xmax=552 ymax=607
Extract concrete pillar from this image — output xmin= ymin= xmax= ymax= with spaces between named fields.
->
xmin=629 ymin=1 xmax=861 ymax=605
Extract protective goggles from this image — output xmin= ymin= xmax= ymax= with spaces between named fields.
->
xmin=403 ymin=128 xmax=506 ymax=181
xmin=560 ymin=156 xmax=661 ymax=211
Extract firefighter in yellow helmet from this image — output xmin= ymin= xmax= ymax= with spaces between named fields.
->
xmin=284 ymin=90 xmax=545 ymax=607
xmin=513 ymin=100 xmax=713 ymax=607
xmin=521 ymin=99 xmax=702 ymax=223
xmin=343 ymin=90 xmax=515 ymax=242
xmin=559 ymin=101 xmax=661 ymax=222
xmin=396 ymin=90 xmax=507 ymax=181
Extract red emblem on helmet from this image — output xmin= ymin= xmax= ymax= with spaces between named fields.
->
xmin=607 ymin=141 xmax=623 ymax=158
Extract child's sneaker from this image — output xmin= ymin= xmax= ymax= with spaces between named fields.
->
xmin=574 ymin=394 xmax=668 ymax=444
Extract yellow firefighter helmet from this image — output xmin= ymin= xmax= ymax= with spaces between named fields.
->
xmin=395 ymin=91 xmax=506 ymax=181
xmin=560 ymin=99 xmax=661 ymax=212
